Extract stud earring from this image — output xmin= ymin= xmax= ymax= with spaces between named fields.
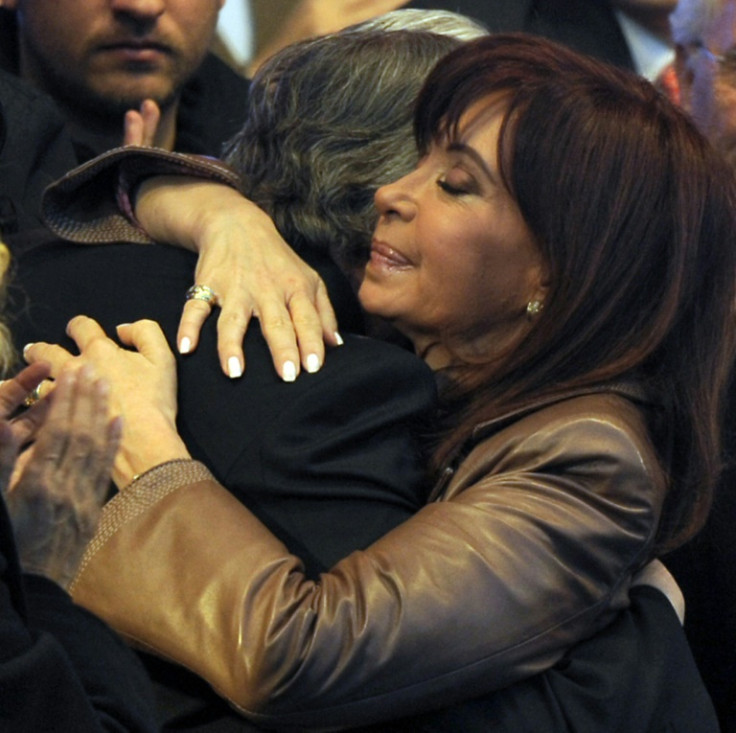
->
xmin=526 ymin=300 xmax=543 ymax=318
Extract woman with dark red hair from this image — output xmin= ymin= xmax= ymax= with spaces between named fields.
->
xmin=29 ymin=33 xmax=731 ymax=732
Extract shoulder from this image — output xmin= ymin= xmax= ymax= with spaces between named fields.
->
xmin=0 ymin=69 xmax=55 ymax=114
xmin=477 ymin=389 xmax=658 ymax=464
xmin=339 ymin=334 xmax=431 ymax=370
xmin=484 ymin=390 xmax=659 ymax=470
xmin=0 ymin=70 xmax=77 ymax=232
xmin=0 ymin=68 xmax=71 ymax=152
xmin=322 ymin=335 xmax=436 ymax=399
xmin=453 ymin=390 xmax=666 ymax=516
xmin=515 ymin=389 xmax=654 ymax=443
xmin=453 ymin=0 xmax=633 ymax=70
xmin=248 ymin=335 xmax=438 ymax=426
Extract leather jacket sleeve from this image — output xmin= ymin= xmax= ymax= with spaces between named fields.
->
xmin=70 ymin=391 xmax=665 ymax=731
xmin=41 ymin=146 xmax=241 ymax=245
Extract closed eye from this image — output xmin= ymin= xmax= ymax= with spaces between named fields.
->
xmin=437 ymin=179 xmax=468 ymax=196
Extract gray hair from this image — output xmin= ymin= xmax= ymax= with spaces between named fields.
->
xmin=670 ymin=0 xmax=724 ymax=44
xmin=351 ymin=8 xmax=488 ymax=40
xmin=224 ymin=18 xmax=486 ymax=272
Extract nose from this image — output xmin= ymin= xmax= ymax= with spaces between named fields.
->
xmin=374 ymin=172 xmax=417 ymax=221
xmin=110 ymin=0 xmax=166 ymax=24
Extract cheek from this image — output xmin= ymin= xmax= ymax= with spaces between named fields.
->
xmin=356 ymin=271 xmax=406 ymax=317
xmin=175 ymin=4 xmax=220 ymax=45
xmin=25 ymin=13 xmax=82 ymax=58
xmin=421 ymin=237 xmax=493 ymax=316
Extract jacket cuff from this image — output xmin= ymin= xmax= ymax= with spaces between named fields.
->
xmin=41 ymin=146 xmax=242 ymax=245
xmin=70 ymin=459 xmax=213 ymax=593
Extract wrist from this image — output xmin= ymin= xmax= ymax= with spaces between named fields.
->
xmin=194 ymin=189 xmax=274 ymax=248
xmin=114 ymin=414 xmax=190 ymax=487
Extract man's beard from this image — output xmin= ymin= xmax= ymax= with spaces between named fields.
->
xmin=51 ymin=72 xmax=179 ymax=131
xmin=23 ymin=43 xmax=184 ymax=136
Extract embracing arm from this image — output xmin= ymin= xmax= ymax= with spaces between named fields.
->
xmin=25 ymin=319 xmax=664 ymax=729
xmin=41 ymin=147 xmax=339 ymax=381
xmin=68 ymin=396 xmax=664 ymax=730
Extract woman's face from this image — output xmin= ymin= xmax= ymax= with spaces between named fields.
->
xmin=358 ymin=97 xmax=547 ymax=368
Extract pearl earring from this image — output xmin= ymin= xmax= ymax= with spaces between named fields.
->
xmin=526 ymin=300 xmax=543 ymax=318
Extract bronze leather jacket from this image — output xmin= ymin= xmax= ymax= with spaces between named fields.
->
xmin=70 ymin=382 xmax=665 ymax=731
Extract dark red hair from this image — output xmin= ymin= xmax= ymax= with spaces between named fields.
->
xmin=417 ymin=34 xmax=736 ymax=551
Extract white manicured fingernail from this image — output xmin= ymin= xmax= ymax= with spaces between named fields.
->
xmin=227 ymin=356 xmax=242 ymax=379
xmin=23 ymin=343 xmax=35 ymax=358
xmin=334 ymin=331 xmax=344 ymax=346
xmin=282 ymin=360 xmax=296 ymax=382
xmin=179 ymin=337 xmax=191 ymax=354
xmin=306 ymin=353 xmax=321 ymax=373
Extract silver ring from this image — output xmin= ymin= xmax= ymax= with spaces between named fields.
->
xmin=185 ymin=284 xmax=219 ymax=306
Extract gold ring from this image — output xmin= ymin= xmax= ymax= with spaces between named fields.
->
xmin=23 ymin=386 xmax=42 ymax=407
xmin=185 ymin=284 xmax=219 ymax=306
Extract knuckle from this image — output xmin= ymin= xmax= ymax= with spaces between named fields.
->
xmin=291 ymin=310 xmax=321 ymax=327
xmin=185 ymin=301 xmax=212 ymax=315
xmin=218 ymin=310 xmax=249 ymax=327
xmin=261 ymin=315 xmax=291 ymax=333
xmin=43 ymin=425 xmax=66 ymax=448
xmin=72 ymin=432 xmax=96 ymax=457
xmin=83 ymin=341 xmax=108 ymax=360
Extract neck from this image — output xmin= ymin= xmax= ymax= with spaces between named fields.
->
xmin=412 ymin=338 xmax=456 ymax=371
xmin=407 ymin=313 xmax=533 ymax=372
xmin=410 ymin=330 xmax=508 ymax=372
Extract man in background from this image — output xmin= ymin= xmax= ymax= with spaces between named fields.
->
xmin=0 ymin=0 xmax=248 ymax=162
xmin=663 ymin=3 xmax=736 ymax=728
xmin=233 ymin=0 xmax=674 ymax=79
xmin=672 ymin=0 xmax=736 ymax=166
xmin=407 ymin=0 xmax=675 ymax=78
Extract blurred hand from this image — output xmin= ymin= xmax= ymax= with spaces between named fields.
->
xmin=250 ymin=0 xmax=410 ymax=74
xmin=286 ymin=0 xmax=410 ymax=35
xmin=0 ymin=363 xmax=55 ymax=490
xmin=24 ymin=317 xmax=190 ymax=487
xmin=135 ymin=177 xmax=341 ymax=381
xmin=2 ymin=366 xmax=121 ymax=590
xmin=0 ymin=362 xmax=53 ymax=448
xmin=123 ymin=99 xmax=163 ymax=147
